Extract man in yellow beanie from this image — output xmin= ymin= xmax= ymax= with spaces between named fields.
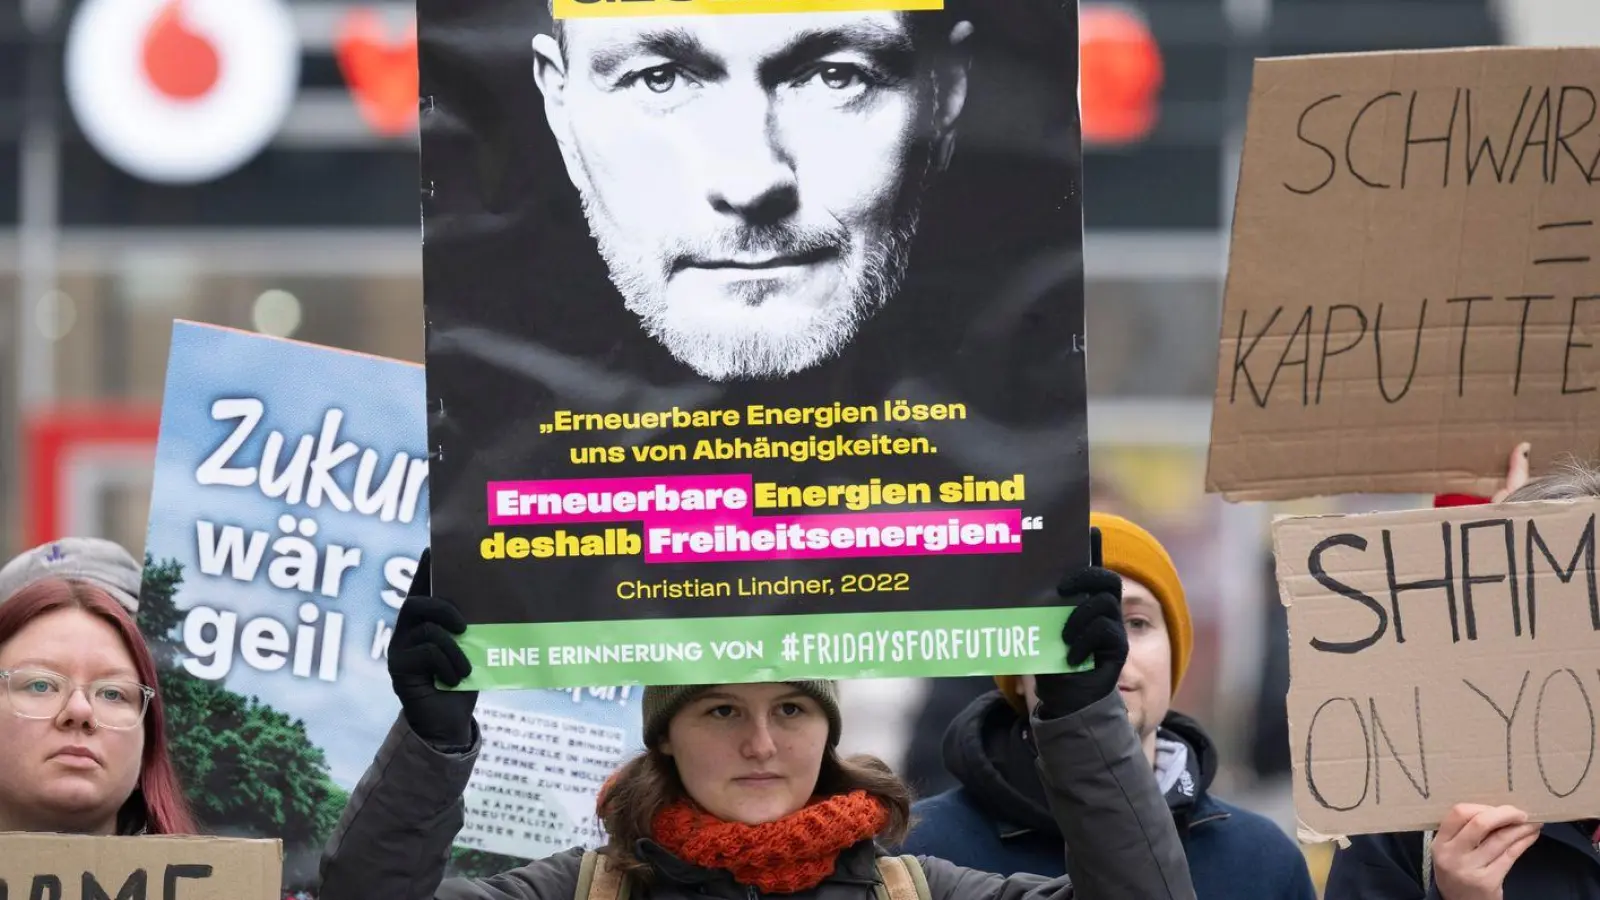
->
xmin=901 ymin=514 xmax=1315 ymax=900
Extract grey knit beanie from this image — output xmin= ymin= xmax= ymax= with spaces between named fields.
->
xmin=0 ymin=538 xmax=142 ymax=615
xmin=642 ymin=681 xmax=842 ymax=748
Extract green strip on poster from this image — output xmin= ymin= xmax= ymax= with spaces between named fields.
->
xmin=455 ymin=606 xmax=1086 ymax=689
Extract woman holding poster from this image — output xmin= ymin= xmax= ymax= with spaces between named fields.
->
xmin=317 ymin=547 xmax=1195 ymax=900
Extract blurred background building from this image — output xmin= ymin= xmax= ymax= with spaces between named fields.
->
xmin=0 ymin=0 xmax=1589 ymax=883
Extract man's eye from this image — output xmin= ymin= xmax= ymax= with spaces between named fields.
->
xmin=639 ymin=66 xmax=679 ymax=94
xmin=797 ymin=63 xmax=875 ymax=91
xmin=707 ymin=705 xmax=736 ymax=718
xmin=1126 ymin=617 xmax=1151 ymax=632
xmin=819 ymin=65 xmax=861 ymax=90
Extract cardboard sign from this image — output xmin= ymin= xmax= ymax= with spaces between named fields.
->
xmin=1209 ymin=48 xmax=1600 ymax=501
xmin=417 ymin=0 xmax=1089 ymax=688
xmin=1275 ymin=497 xmax=1600 ymax=836
xmin=144 ymin=322 xmax=642 ymax=886
xmin=0 ymin=834 xmax=280 ymax=900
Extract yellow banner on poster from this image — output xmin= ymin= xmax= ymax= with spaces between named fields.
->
xmin=554 ymin=0 xmax=943 ymax=18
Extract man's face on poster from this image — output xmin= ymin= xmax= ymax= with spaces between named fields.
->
xmin=533 ymin=11 xmax=973 ymax=381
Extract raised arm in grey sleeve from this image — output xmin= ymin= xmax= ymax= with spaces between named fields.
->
xmin=1035 ymin=689 xmax=1194 ymax=900
xmin=319 ymin=714 xmax=584 ymax=900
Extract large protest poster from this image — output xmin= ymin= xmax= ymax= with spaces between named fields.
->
xmin=143 ymin=322 xmax=643 ymax=892
xmin=418 ymin=0 xmax=1088 ymax=690
xmin=1274 ymin=497 xmax=1600 ymax=837
xmin=1207 ymin=48 xmax=1600 ymax=501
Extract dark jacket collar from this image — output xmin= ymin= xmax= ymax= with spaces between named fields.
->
xmin=941 ymin=690 xmax=1224 ymax=840
xmin=1157 ymin=710 xmax=1220 ymax=834
xmin=940 ymin=691 xmax=1059 ymax=835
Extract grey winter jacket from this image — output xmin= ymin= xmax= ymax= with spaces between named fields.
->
xmin=318 ymin=690 xmax=1195 ymax=900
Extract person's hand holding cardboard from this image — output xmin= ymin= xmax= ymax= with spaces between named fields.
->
xmin=1428 ymin=803 xmax=1541 ymax=900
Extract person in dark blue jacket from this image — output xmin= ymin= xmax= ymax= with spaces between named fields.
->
xmin=902 ymin=513 xmax=1316 ymax=900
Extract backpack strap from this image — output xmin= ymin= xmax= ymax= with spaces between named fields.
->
xmin=575 ymin=850 xmax=601 ymax=900
xmin=576 ymin=851 xmax=631 ymax=900
xmin=1421 ymin=830 xmax=1435 ymax=895
xmin=900 ymin=855 xmax=932 ymax=900
xmin=876 ymin=856 xmax=932 ymax=900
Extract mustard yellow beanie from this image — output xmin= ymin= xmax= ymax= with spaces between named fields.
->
xmin=996 ymin=512 xmax=1191 ymax=711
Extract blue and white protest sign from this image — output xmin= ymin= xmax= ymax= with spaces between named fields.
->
xmin=143 ymin=321 xmax=643 ymax=891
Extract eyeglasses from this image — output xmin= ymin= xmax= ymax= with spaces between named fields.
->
xmin=0 ymin=668 xmax=154 ymax=730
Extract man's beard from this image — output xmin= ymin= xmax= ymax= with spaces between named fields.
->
xmin=582 ymin=191 xmax=925 ymax=382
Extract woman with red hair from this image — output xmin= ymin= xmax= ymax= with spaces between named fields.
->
xmin=0 ymin=577 xmax=194 ymax=835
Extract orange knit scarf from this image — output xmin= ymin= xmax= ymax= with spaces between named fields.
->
xmin=652 ymin=790 xmax=889 ymax=894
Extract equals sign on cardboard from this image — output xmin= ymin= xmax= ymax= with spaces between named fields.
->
xmin=1534 ymin=219 xmax=1594 ymax=265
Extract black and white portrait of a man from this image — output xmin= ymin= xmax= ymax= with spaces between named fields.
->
xmin=417 ymin=0 xmax=1089 ymax=625
xmin=530 ymin=10 xmax=975 ymax=381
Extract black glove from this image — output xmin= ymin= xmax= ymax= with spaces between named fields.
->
xmin=1032 ymin=527 xmax=1129 ymax=719
xmin=388 ymin=549 xmax=478 ymax=749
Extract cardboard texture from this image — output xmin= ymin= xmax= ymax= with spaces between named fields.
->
xmin=1209 ymin=47 xmax=1600 ymax=501
xmin=0 ymin=834 xmax=281 ymax=900
xmin=1275 ymin=497 xmax=1600 ymax=837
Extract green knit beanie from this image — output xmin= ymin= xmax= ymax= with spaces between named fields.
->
xmin=642 ymin=681 xmax=842 ymax=748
